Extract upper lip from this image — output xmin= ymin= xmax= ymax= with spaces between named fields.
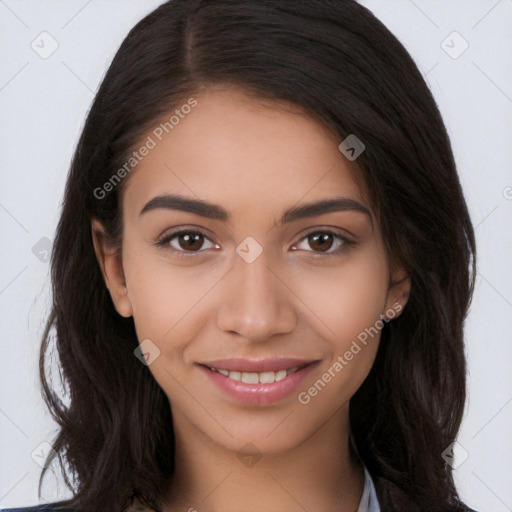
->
xmin=198 ymin=358 xmax=320 ymax=373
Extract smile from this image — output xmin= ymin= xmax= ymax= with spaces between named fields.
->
xmin=206 ymin=365 xmax=301 ymax=384
xmin=197 ymin=359 xmax=321 ymax=405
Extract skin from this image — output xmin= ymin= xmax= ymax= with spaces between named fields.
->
xmin=92 ymin=86 xmax=410 ymax=512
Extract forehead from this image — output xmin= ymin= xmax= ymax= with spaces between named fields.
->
xmin=122 ymin=87 xmax=367 ymax=218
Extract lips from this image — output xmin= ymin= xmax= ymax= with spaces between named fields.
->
xmin=198 ymin=357 xmax=318 ymax=373
xmin=196 ymin=358 xmax=321 ymax=405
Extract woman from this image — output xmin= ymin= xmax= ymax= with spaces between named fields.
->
xmin=2 ymin=0 xmax=478 ymax=511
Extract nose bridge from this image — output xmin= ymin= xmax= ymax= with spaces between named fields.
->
xmin=216 ymin=240 xmax=296 ymax=342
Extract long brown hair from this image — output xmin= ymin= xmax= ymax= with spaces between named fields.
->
xmin=39 ymin=1 xmax=477 ymax=510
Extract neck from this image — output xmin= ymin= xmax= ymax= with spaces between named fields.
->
xmin=162 ymin=403 xmax=365 ymax=512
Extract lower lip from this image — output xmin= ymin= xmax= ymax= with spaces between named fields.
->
xmin=197 ymin=362 xmax=320 ymax=405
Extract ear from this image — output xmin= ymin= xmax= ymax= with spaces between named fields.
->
xmin=383 ymin=266 xmax=411 ymax=320
xmin=91 ymin=218 xmax=133 ymax=318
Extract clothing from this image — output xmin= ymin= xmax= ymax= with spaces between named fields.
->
xmin=359 ymin=465 xmax=381 ymax=512
xmin=124 ymin=467 xmax=381 ymax=512
xmin=0 ymin=466 xmax=381 ymax=511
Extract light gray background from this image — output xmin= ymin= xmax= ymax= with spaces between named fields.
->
xmin=1 ymin=1 xmax=511 ymax=510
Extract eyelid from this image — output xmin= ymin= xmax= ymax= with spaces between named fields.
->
xmin=154 ymin=226 xmax=355 ymax=257
xmin=154 ymin=227 xmax=219 ymax=257
xmin=291 ymin=227 xmax=354 ymax=255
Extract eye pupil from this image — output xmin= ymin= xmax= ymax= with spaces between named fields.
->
xmin=168 ymin=230 xmax=342 ymax=254
xmin=309 ymin=233 xmax=333 ymax=252
xmin=179 ymin=232 xmax=204 ymax=251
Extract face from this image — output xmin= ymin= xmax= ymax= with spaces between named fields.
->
xmin=93 ymin=86 xmax=409 ymax=456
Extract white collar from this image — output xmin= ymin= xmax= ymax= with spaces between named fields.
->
xmin=357 ymin=466 xmax=380 ymax=512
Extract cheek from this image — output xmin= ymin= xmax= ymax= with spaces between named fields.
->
xmin=290 ymin=246 xmax=389 ymax=400
xmin=121 ymin=241 xmax=224 ymax=351
xmin=291 ymin=246 xmax=389 ymax=342
xmin=121 ymin=237 xmax=180 ymax=340
xmin=124 ymin=236 xmax=389 ymax=345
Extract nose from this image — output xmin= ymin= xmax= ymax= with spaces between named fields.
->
xmin=216 ymin=245 xmax=297 ymax=344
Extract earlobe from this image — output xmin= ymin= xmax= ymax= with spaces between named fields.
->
xmin=384 ymin=268 xmax=411 ymax=320
xmin=91 ymin=219 xmax=133 ymax=318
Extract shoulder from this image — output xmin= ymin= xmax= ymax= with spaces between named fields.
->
xmin=0 ymin=504 xmax=72 ymax=512
xmin=0 ymin=493 xmax=157 ymax=512
xmin=0 ymin=495 xmax=157 ymax=512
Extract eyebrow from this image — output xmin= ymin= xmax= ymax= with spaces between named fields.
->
xmin=139 ymin=193 xmax=371 ymax=225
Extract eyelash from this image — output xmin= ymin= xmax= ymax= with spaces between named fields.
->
xmin=154 ymin=227 xmax=355 ymax=258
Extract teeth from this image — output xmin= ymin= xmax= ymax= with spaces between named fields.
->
xmin=241 ymin=372 xmax=259 ymax=384
xmin=210 ymin=366 xmax=301 ymax=384
xmin=259 ymin=371 xmax=276 ymax=384
xmin=275 ymin=369 xmax=288 ymax=382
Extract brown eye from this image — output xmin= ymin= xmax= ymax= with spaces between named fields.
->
xmin=291 ymin=229 xmax=352 ymax=255
xmin=156 ymin=230 xmax=219 ymax=255
xmin=176 ymin=232 xmax=205 ymax=251
xmin=307 ymin=232 xmax=334 ymax=252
